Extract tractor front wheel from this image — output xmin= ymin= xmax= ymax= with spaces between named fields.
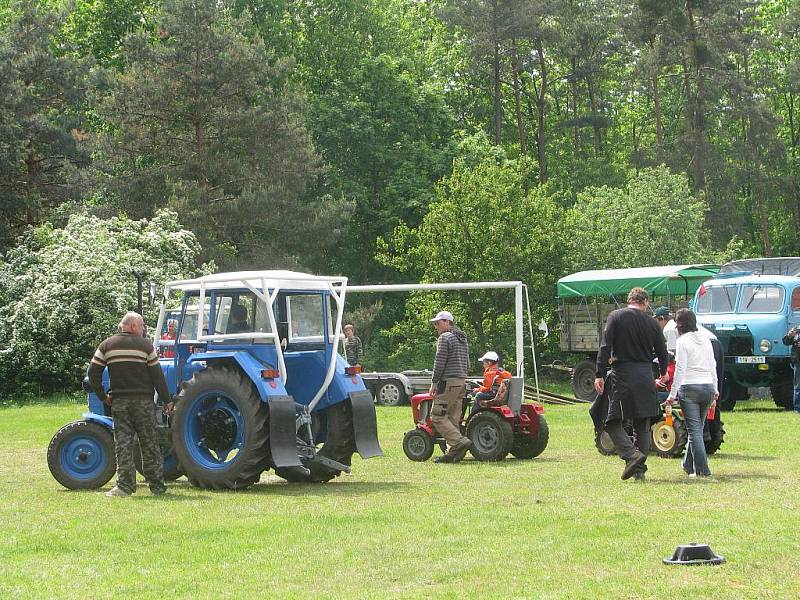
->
xmin=47 ymin=421 xmax=116 ymax=490
xmin=403 ymin=428 xmax=434 ymax=461
xmin=651 ymin=418 xmax=688 ymax=458
xmin=172 ymin=365 xmax=268 ymax=490
xmin=594 ymin=429 xmax=616 ymax=456
xmin=510 ymin=414 xmax=549 ymax=459
xmin=467 ymin=411 xmax=513 ymax=461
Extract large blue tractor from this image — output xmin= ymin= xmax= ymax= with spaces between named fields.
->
xmin=47 ymin=271 xmax=383 ymax=490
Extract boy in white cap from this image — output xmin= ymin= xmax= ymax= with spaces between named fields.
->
xmin=468 ymin=351 xmax=512 ymax=417
xmin=428 ymin=310 xmax=472 ymax=463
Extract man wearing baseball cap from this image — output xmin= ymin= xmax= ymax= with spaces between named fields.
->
xmin=429 ymin=310 xmax=472 ymax=463
xmin=654 ymin=306 xmax=678 ymax=352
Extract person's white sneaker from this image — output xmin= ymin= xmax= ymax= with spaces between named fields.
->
xmin=105 ymin=486 xmax=132 ymax=497
xmin=689 ymin=473 xmax=697 ymax=479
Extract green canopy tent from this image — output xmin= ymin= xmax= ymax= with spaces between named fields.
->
xmin=557 ymin=265 xmax=720 ymax=300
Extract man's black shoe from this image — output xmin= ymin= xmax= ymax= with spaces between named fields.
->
xmin=621 ymin=451 xmax=647 ymax=480
xmin=434 ymin=454 xmax=455 ymax=463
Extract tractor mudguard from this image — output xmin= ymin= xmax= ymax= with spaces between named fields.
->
xmin=349 ymin=390 xmax=383 ymax=459
xmin=268 ymin=395 xmax=302 ymax=468
xmin=82 ymin=412 xmax=113 ymax=430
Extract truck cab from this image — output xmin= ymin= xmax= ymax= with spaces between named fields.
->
xmin=693 ymin=272 xmax=800 ymax=409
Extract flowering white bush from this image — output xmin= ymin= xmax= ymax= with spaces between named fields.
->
xmin=0 ymin=210 xmax=202 ymax=394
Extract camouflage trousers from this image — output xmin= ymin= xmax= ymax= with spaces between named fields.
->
xmin=111 ymin=395 xmax=165 ymax=494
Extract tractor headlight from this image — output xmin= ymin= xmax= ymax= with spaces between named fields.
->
xmin=759 ymin=338 xmax=771 ymax=353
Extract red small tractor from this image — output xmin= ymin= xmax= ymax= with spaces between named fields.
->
xmin=402 ymin=378 xmax=549 ymax=462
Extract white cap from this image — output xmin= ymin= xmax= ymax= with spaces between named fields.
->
xmin=430 ymin=310 xmax=454 ymax=323
xmin=479 ymin=351 xmax=499 ymax=362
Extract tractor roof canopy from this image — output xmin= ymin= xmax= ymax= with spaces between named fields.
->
xmin=167 ymin=270 xmax=346 ymax=293
xmin=557 ymin=264 xmax=720 ymax=300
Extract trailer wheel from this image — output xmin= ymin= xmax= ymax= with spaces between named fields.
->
xmin=376 ymin=379 xmax=406 ymax=406
xmin=467 ymin=411 xmax=513 ymax=461
xmin=47 ymin=421 xmax=116 ymax=490
xmin=403 ymin=429 xmax=434 ymax=461
xmin=172 ymin=365 xmax=268 ymax=490
xmin=571 ymin=359 xmax=597 ymax=401
xmin=510 ymin=414 xmax=549 ymax=459
xmin=651 ymin=418 xmax=687 ymax=458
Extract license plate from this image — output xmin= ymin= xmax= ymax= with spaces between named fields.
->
xmin=736 ymin=356 xmax=765 ymax=364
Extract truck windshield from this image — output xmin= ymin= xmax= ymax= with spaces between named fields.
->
xmin=739 ymin=285 xmax=784 ymax=313
xmin=695 ymin=286 xmax=737 ymax=314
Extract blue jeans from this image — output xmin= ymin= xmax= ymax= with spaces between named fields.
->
xmin=794 ymin=389 xmax=800 ymax=413
xmin=678 ymin=384 xmax=715 ymax=477
xmin=469 ymin=391 xmax=495 ymax=417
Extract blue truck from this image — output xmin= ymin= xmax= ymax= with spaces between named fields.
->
xmin=693 ymin=257 xmax=800 ymax=410
xmin=47 ymin=270 xmax=383 ymax=490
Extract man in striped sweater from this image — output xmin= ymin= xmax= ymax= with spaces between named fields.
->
xmin=428 ymin=310 xmax=472 ymax=463
xmin=88 ymin=312 xmax=172 ymax=497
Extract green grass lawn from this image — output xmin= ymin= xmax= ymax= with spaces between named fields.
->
xmin=2 ymin=396 xmax=799 ymax=599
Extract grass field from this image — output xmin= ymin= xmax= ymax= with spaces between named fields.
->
xmin=2 ymin=393 xmax=799 ymax=599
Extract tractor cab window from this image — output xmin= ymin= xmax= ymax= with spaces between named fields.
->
xmin=212 ymin=292 xmax=271 ymax=339
xmin=695 ymin=285 xmax=737 ymax=314
xmin=287 ymin=294 xmax=326 ymax=342
xmin=177 ymin=294 xmax=210 ymax=342
xmin=739 ymin=285 xmax=784 ymax=314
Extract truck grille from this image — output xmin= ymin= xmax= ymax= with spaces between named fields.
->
xmin=721 ymin=334 xmax=752 ymax=356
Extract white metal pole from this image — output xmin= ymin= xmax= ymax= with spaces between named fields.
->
xmin=515 ymin=283 xmax=524 ymax=378
xmin=523 ymin=285 xmax=541 ymax=402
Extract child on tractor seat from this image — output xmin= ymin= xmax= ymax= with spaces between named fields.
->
xmin=468 ymin=351 xmax=512 ymax=418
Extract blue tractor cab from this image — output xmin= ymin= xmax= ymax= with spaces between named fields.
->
xmin=47 ymin=270 xmax=382 ymax=490
xmin=693 ymin=259 xmax=800 ymax=410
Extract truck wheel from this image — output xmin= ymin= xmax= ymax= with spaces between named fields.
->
xmin=47 ymin=421 xmax=116 ymax=490
xmin=376 ymin=379 xmax=406 ymax=406
xmin=403 ymin=429 xmax=434 ymax=461
xmin=172 ymin=365 xmax=268 ymax=490
xmin=467 ymin=411 xmax=513 ymax=461
xmin=719 ymin=378 xmax=747 ymax=411
xmin=594 ymin=429 xmax=616 ymax=456
xmin=510 ymin=414 xmax=549 ymax=459
xmin=704 ymin=418 xmax=725 ymax=455
xmin=651 ymin=418 xmax=688 ymax=458
xmin=571 ymin=359 xmax=597 ymax=401
xmin=770 ymin=377 xmax=794 ymax=410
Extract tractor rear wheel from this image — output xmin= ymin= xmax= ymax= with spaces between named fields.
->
xmin=403 ymin=428 xmax=434 ymax=461
xmin=273 ymin=400 xmax=357 ymax=484
xmin=172 ymin=365 xmax=268 ymax=490
xmin=510 ymin=414 xmax=549 ymax=459
xmin=47 ymin=421 xmax=116 ymax=490
xmin=704 ymin=418 xmax=725 ymax=455
xmin=467 ymin=411 xmax=513 ymax=461
xmin=571 ymin=359 xmax=597 ymax=401
xmin=651 ymin=418 xmax=688 ymax=458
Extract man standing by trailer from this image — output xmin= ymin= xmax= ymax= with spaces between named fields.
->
xmin=594 ymin=288 xmax=669 ymax=481
xmin=88 ymin=311 xmax=172 ymax=497
xmin=429 ymin=310 xmax=472 ymax=463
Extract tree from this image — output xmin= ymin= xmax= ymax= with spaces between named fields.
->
xmin=94 ymin=0 xmax=342 ymax=268
xmin=0 ymin=2 xmax=95 ymax=251
xmin=0 ymin=210 xmax=202 ymax=393
xmin=376 ymin=155 xmax=567 ymax=368
xmin=565 ymin=166 xmax=710 ymax=271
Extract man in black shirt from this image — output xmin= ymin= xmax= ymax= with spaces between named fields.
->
xmin=594 ymin=287 xmax=669 ymax=481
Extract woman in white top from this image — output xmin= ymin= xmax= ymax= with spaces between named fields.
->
xmin=666 ymin=308 xmax=719 ymax=477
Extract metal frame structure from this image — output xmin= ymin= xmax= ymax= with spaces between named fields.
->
xmin=153 ymin=270 xmax=348 ymax=410
xmin=346 ymin=280 xmax=541 ymax=399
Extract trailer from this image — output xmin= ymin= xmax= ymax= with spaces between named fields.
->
xmin=360 ymin=370 xmax=434 ymax=406
xmin=557 ymin=264 xmax=720 ymax=400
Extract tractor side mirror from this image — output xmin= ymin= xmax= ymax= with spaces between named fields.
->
xmin=148 ymin=281 xmax=157 ymax=306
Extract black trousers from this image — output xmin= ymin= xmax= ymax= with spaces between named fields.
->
xmin=605 ymin=418 xmax=650 ymax=471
